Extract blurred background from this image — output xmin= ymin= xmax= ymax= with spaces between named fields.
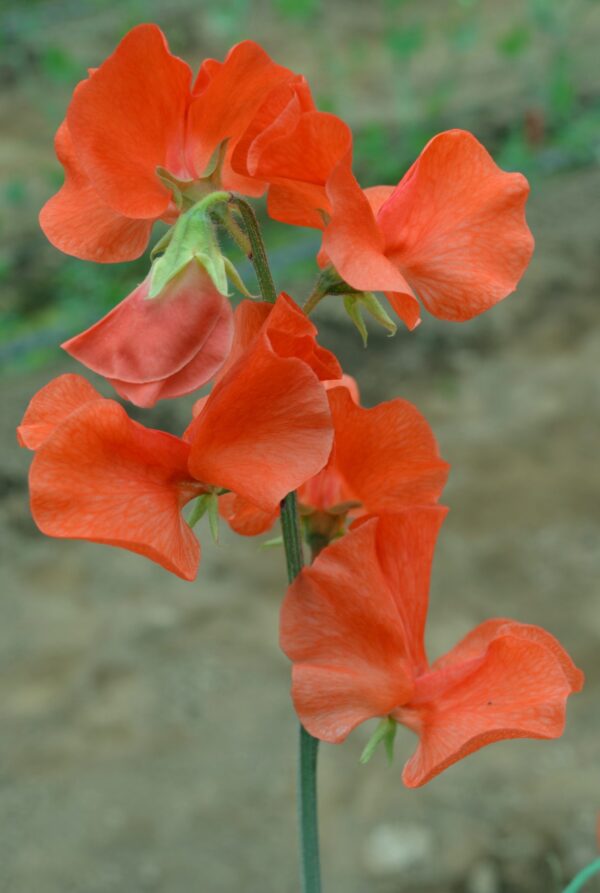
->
xmin=1 ymin=0 xmax=599 ymax=891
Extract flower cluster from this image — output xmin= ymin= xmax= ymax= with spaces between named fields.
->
xmin=20 ymin=25 xmax=581 ymax=788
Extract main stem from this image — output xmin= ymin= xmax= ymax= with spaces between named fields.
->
xmin=281 ymin=494 xmax=322 ymax=893
xmin=236 ymin=198 xmax=322 ymax=892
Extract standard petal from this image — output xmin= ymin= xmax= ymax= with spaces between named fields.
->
xmin=17 ymin=374 xmax=102 ymax=449
xmin=280 ymin=519 xmax=415 ymax=742
xmin=399 ymin=631 xmax=581 ymax=787
xmin=186 ymin=334 xmax=333 ymax=513
xmin=67 ymin=24 xmax=193 ymax=219
xmin=377 ymin=129 xmax=535 ymax=321
xmin=327 ymin=387 xmax=449 ymax=514
xmin=63 ymin=263 xmax=234 ymax=407
xmin=29 ymin=399 xmax=202 ymax=580
xmin=374 ymin=509 xmax=448 ymax=675
xmin=39 ymin=121 xmax=152 ymax=262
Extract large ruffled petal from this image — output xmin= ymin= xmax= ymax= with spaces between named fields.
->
xmin=398 ymin=624 xmax=583 ymax=787
xmin=187 ymin=333 xmax=333 ymax=513
xmin=327 ymin=386 xmax=449 ymax=515
xmin=186 ymin=40 xmax=298 ymax=194
xmin=280 ymin=518 xmax=415 ymax=742
xmin=217 ymin=293 xmax=341 ymax=384
xmin=39 ymin=121 xmax=152 ymax=262
xmin=29 ymin=397 xmax=203 ymax=580
xmin=17 ymin=374 xmax=102 ymax=449
xmin=376 ymin=129 xmax=534 ymax=321
xmin=67 ymin=24 xmax=192 ymax=219
xmin=62 ymin=263 xmax=233 ymax=408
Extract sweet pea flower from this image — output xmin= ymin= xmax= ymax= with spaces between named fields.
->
xmin=280 ymin=508 xmax=583 ymax=787
xmin=320 ymin=129 xmax=535 ymax=329
xmin=18 ymin=322 xmax=333 ymax=578
xmin=220 ymin=374 xmax=449 ymax=537
xmin=39 ymin=26 xmax=327 ymax=262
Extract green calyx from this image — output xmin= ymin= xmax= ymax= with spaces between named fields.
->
xmin=149 ymin=192 xmax=232 ymax=300
xmin=187 ymin=491 xmax=221 ymax=543
xmin=343 ymin=292 xmax=397 ymax=346
xmin=359 ymin=716 xmax=397 ymax=766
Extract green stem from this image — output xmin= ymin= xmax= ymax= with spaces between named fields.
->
xmin=231 ymin=196 xmax=277 ymax=303
xmin=563 ymin=858 xmax=600 ymax=893
xmin=232 ymin=199 xmax=322 ymax=891
xmin=281 ymin=493 xmax=322 ymax=893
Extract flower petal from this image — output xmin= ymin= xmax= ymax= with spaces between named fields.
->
xmin=67 ymin=24 xmax=192 ymax=219
xmin=374 ymin=509 xmax=448 ymax=675
xmin=399 ymin=628 xmax=582 ymax=787
xmin=218 ymin=493 xmax=278 ymax=536
xmin=327 ymin=387 xmax=449 ymax=514
xmin=377 ymin=130 xmax=534 ymax=321
xmin=280 ymin=519 xmax=415 ymax=742
xmin=29 ymin=398 xmax=202 ymax=580
xmin=63 ymin=263 xmax=233 ymax=407
xmin=17 ymin=373 xmax=102 ymax=449
xmin=39 ymin=121 xmax=152 ymax=262
xmin=187 ymin=334 xmax=333 ymax=513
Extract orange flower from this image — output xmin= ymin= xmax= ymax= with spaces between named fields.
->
xmin=39 ymin=26 xmax=324 ymax=262
xmin=320 ymin=130 xmax=534 ymax=329
xmin=19 ymin=332 xmax=333 ymax=578
xmin=220 ymin=375 xmax=449 ymax=537
xmin=280 ymin=509 xmax=583 ymax=787
xmin=62 ymin=262 xmax=234 ymax=407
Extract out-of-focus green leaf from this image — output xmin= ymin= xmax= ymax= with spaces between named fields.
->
xmin=497 ymin=24 xmax=532 ymax=57
xmin=386 ymin=24 xmax=426 ymax=58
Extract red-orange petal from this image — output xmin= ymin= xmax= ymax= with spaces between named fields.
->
xmin=321 ymin=164 xmax=421 ymax=328
xmin=377 ymin=129 xmax=535 ymax=321
xmin=62 ymin=263 xmax=233 ymax=407
xmin=398 ymin=625 xmax=582 ymax=787
xmin=39 ymin=121 xmax=152 ymax=263
xmin=17 ymin=374 xmax=102 ymax=450
xmin=327 ymin=387 xmax=449 ymax=516
xmin=30 ymin=399 xmax=202 ymax=580
xmin=218 ymin=493 xmax=278 ymax=537
xmin=186 ymin=334 xmax=333 ymax=512
xmin=186 ymin=40 xmax=296 ymax=192
xmin=280 ymin=519 xmax=415 ymax=742
xmin=67 ymin=24 xmax=192 ymax=219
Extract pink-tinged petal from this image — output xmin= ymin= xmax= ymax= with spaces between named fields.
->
xmin=63 ymin=263 xmax=234 ymax=407
xmin=280 ymin=519 xmax=415 ymax=742
xmin=67 ymin=24 xmax=193 ymax=219
xmin=324 ymin=373 xmax=360 ymax=403
xmin=327 ymin=388 xmax=449 ymax=516
xmin=218 ymin=493 xmax=278 ymax=536
xmin=377 ymin=129 xmax=535 ymax=321
xmin=375 ymin=509 xmax=448 ymax=675
xmin=30 ymin=399 xmax=203 ymax=580
xmin=17 ymin=374 xmax=102 ymax=449
xmin=398 ymin=631 xmax=581 ymax=787
xmin=186 ymin=334 xmax=333 ymax=513
xmin=39 ymin=121 xmax=152 ymax=262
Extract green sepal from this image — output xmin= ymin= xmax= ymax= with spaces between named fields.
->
xmin=186 ymin=492 xmax=220 ymax=543
xmin=343 ymin=292 xmax=397 ymax=346
xmin=359 ymin=292 xmax=397 ymax=337
xmin=359 ymin=716 xmax=397 ymax=766
xmin=260 ymin=536 xmax=284 ymax=550
xmin=343 ymin=294 xmax=369 ymax=346
xmin=148 ymin=192 xmax=231 ymax=299
xmin=224 ymin=257 xmax=256 ymax=299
